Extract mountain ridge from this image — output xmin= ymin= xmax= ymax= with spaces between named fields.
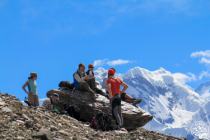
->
xmin=95 ymin=67 xmax=210 ymax=140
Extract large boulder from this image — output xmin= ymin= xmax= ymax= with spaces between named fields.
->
xmin=47 ymin=89 xmax=153 ymax=130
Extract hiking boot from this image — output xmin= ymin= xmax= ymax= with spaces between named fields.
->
xmin=24 ymin=100 xmax=31 ymax=107
xmin=114 ymin=126 xmax=121 ymax=130
xmin=132 ymin=99 xmax=142 ymax=106
xmin=120 ymin=128 xmax=127 ymax=132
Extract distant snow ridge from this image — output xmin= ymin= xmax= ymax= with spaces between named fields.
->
xmin=196 ymin=81 xmax=210 ymax=101
xmin=95 ymin=67 xmax=210 ymax=140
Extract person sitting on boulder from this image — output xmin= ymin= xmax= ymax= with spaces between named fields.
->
xmin=22 ymin=72 xmax=39 ymax=107
xmin=103 ymin=68 xmax=142 ymax=106
xmin=107 ymin=68 xmax=126 ymax=130
xmin=73 ymin=63 xmax=96 ymax=95
xmin=86 ymin=64 xmax=107 ymax=97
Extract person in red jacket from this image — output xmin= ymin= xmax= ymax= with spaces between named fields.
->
xmin=103 ymin=68 xmax=141 ymax=106
xmin=107 ymin=68 xmax=127 ymax=130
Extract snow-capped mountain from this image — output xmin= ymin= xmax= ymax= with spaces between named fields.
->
xmin=95 ymin=67 xmax=210 ymax=140
xmin=196 ymin=81 xmax=210 ymax=101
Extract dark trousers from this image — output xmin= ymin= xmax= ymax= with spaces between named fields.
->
xmin=77 ymin=82 xmax=96 ymax=95
xmin=87 ymin=79 xmax=107 ymax=97
xmin=111 ymin=94 xmax=123 ymax=128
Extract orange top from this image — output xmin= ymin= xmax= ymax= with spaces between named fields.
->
xmin=107 ymin=77 xmax=123 ymax=96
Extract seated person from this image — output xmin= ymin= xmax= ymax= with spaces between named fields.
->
xmin=86 ymin=64 xmax=107 ymax=97
xmin=73 ymin=63 xmax=96 ymax=95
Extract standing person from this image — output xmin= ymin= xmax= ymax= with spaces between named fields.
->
xmin=73 ymin=63 xmax=96 ymax=95
xmin=103 ymin=68 xmax=141 ymax=106
xmin=107 ymin=68 xmax=127 ymax=130
xmin=86 ymin=64 xmax=107 ymax=97
xmin=102 ymin=68 xmax=116 ymax=95
xmin=22 ymin=72 xmax=39 ymax=107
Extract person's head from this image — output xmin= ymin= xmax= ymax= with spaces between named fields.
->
xmin=110 ymin=68 xmax=116 ymax=73
xmin=78 ymin=63 xmax=85 ymax=72
xmin=88 ymin=64 xmax=94 ymax=71
xmin=29 ymin=72 xmax=38 ymax=80
xmin=108 ymin=68 xmax=116 ymax=78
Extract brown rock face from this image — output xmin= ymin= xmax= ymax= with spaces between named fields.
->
xmin=47 ymin=89 xmax=153 ymax=130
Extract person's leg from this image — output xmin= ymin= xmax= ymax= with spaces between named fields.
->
xmin=113 ymin=105 xmax=121 ymax=128
xmin=121 ymin=93 xmax=133 ymax=103
xmin=112 ymin=96 xmax=123 ymax=129
xmin=118 ymin=104 xmax=123 ymax=127
xmin=34 ymin=95 xmax=39 ymax=107
xmin=79 ymin=82 xmax=93 ymax=92
xmin=95 ymin=88 xmax=107 ymax=97
xmin=79 ymin=82 xmax=96 ymax=101
xmin=122 ymin=93 xmax=142 ymax=105
xmin=125 ymin=94 xmax=134 ymax=103
xmin=115 ymin=96 xmax=123 ymax=128
xmin=86 ymin=79 xmax=96 ymax=90
xmin=86 ymin=80 xmax=92 ymax=89
xmin=28 ymin=93 xmax=34 ymax=106
xmin=111 ymin=98 xmax=118 ymax=125
xmin=32 ymin=94 xmax=37 ymax=107
xmin=90 ymin=79 xmax=96 ymax=89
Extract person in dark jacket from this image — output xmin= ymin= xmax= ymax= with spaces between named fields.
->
xmin=73 ymin=63 xmax=96 ymax=95
xmin=86 ymin=64 xmax=107 ymax=97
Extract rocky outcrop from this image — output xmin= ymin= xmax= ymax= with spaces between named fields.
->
xmin=47 ymin=89 xmax=153 ymax=130
xmin=0 ymin=93 xmax=184 ymax=140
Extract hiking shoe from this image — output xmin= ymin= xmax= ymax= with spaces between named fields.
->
xmin=120 ymin=128 xmax=128 ymax=132
xmin=24 ymin=100 xmax=31 ymax=107
xmin=133 ymin=99 xmax=142 ymax=106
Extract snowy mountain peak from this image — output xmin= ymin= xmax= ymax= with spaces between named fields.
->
xmin=125 ymin=67 xmax=172 ymax=87
xmin=125 ymin=67 xmax=169 ymax=79
xmin=196 ymin=81 xmax=210 ymax=100
xmin=95 ymin=67 xmax=209 ymax=140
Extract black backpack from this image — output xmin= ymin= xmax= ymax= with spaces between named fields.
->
xmin=65 ymin=105 xmax=80 ymax=120
xmin=90 ymin=112 xmax=113 ymax=131
xmin=59 ymin=81 xmax=74 ymax=90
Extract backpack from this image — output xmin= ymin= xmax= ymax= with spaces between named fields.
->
xmin=90 ymin=112 xmax=113 ymax=131
xmin=59 ymin=81 xmax=74 ymax=90
xmin=65 ymin=105 xmax=80 ymax=120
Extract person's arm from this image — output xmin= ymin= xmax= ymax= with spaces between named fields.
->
xmin=87 ymin=71 xmax=95 ymax=80
xmin=22 ymin=81 xmax=29 ymax=95
xmin=84 ymin=75 xmax=89 ymax=81
xmin=121 ymin=82 xmax=128 ymax=93
xmin=107 ymin=83 xmax=113 ymax=99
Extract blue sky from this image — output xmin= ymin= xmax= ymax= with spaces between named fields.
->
xmin=0 ymin=0 xmax=210 ymax=100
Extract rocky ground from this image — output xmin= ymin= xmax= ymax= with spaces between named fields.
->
xmin=0 ymin=93 xmax=184 ymax=140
